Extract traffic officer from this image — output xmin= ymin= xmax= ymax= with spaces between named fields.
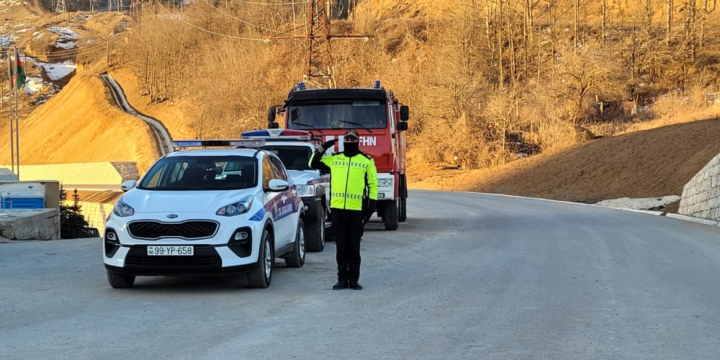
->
xmin=310 ymin=129 xmax=378 ymax=290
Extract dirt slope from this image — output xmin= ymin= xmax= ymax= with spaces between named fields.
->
xmin=410 ymin=118 xmax=720 ymax=203
xmin=0 ymin=74 xmax=160 ymax=171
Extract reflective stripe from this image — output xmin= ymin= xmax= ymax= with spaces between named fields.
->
xmin=317 ymin=153 xmax=378 ymax=211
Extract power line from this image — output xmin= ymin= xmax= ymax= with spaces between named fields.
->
xmin=232 ymin=0 xmax=309 ymax=5
xmin=198 ymin=0 xmax=284 ymax=34
xmin=155 ymin=3 xmax=273 ymax=41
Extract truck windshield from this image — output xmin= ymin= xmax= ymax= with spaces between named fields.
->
xmin=260 ymin=146 xmax=312 ymax=171
xmin=287 ymin=100 xmax=387 ymax=130
xmin=137 ymin=156 xmax=257 ymax=190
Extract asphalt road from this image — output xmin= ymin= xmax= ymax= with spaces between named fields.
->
xmin=2 ymin=190 xmax=720 ymax=359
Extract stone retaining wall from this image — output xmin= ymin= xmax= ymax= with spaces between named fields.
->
xmin=67 ymin=201 xmax=114 ymax=236
xmin=679 ymin=154 xmax=720 ymax=220
xmin=0 ymin=209 xmax=60 ymax=240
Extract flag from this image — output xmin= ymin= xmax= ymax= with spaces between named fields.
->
xmin=9 ymin=54 xmax=26 ymax=90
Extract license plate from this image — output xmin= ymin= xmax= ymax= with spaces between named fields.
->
xmin=147 ymin=246 xmax=194 ymax=256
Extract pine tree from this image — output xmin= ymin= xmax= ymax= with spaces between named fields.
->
xmin=59 ymin=185 xmax=91 ymax=239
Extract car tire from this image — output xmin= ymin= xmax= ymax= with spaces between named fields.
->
xmin=399 ymin=197 xmax=407 ymax=222
xmin=285 ymin=219 xmax=306 ymax=268
xmin=306 ymin=206 xmax=325 ymax=252
xmin=383 ymin=199 xmax=399 ymax=231
xmin=247 ymin=229 xmax=273 ymax=288
xmin=106 ymin=269 xmax=135 ymax=289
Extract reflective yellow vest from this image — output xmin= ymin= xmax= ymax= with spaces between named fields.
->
xmin=310 ymin=152 xmax=378 ymax=211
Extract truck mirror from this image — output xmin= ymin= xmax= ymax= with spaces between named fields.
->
xmin=400 ymin=106 xmax=409 ymax=121
xmin=267 ymin=106 xmax=276 ymax=123
xmin=397 ymin=121 xmax=408 ymax=131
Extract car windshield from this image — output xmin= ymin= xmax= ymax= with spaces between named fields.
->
xmin=137 ymin=156 xmax=257 ymax=191
xmin=287 ymin=100 xmax=387 ymax=130
xmin=260 ymin=146 xmax=312 ymax=171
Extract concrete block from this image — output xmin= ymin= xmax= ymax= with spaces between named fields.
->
xmin=0 ymin=209 xmax=60 ymax=240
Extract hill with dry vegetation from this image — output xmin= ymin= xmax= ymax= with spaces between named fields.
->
xmin=2 ymin=0 xmax=720 ymax=203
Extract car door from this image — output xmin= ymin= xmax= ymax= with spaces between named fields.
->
xmin=268 ymin=155 xmax=299 ymax=247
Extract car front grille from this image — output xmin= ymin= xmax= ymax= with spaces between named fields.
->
xmin=124 ymin=254 xmax=222 ymax=268
xmin=127 ymin=221 xmax=219 ymax=240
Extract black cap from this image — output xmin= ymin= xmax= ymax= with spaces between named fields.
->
xmin=344 ymin=129 xmax=359 ymax=142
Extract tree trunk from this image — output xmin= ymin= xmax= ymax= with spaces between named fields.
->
xmin=667 ymin=0 xmax=673 ymax=45
xmin=574 ymin=0 xmax=579 ymax=51
xmin=602 ymin=0 xmax=607 ymax=45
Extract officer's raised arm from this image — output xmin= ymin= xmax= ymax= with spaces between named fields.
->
xmin=309 ymin=139 xmax=337 ymax=170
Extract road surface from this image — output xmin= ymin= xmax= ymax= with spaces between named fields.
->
xmin=2 ymin=190 xmax=720 ymax=359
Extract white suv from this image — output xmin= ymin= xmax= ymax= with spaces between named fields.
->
xmin=103 ymin=141 xmax=306 ymax=289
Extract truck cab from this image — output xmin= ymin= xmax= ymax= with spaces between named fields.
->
xmin=268 ymin=81 xmax=409 ymax=230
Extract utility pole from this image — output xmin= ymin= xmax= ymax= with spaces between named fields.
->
xmin=6 ymin=48 xmax=14 ymax=175
xmin=13 ymin=46 xmax=19 ymax=178
xmin=270 ymin=0 xmax=371 ymax=88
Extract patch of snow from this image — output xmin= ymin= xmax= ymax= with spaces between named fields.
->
xmin=39 ymin=60 xmax=77 ymax=81
xmin=23 ymin=77 xmax=44 ymax=95
xmin=596 ymin=196 xmax=680 ymax=211
xmin=73 ymin=14 xmax=92 ymax=22
xmin=55 ymin=39 xmax=77 ymax=49
xmin=49 ymin=27 xmax=81 ymax=39
xmin=0 ymin=35 xmax=10 ymax=47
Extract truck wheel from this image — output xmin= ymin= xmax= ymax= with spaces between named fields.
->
xmin=306 ymin=206 xmax=325 ymax=252
xmin=285 ymin=219 xmax=306 ymax=268
xmin=106 ymin=270 xmax=135 ymax=289
xmin=383 ymin=199 xmax=399 ymax=231
xmin=399 ymin=197 xmax=407 ymax=222
xmin=247 ymin=229 xmax=273 ymax=288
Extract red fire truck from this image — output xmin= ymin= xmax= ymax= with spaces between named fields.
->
xmin=268 ymin=81 xmax=409 ymax=230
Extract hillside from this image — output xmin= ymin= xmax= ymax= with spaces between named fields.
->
xmin=410 ymin=117 xmax=720 ymax=203
xmin=0 ymin=74 xmax=160 ymax=171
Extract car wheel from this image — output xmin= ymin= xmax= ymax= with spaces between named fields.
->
xmin=247 ymin=229 xmax=273 ymax=288
xmin=285 ymin=219 xmax=306 ymax=268
xmin=106 ymin=269 xmax=135 ymax=289
xmin=306 ymin=206 xmax=325 ymax=252
xmin=383 ymin=199 xmax=399 ymax=231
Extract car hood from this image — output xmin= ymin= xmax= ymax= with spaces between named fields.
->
xmin=287 ymin=170 xmax=321 ymax=185
xmin=121 ymin=188 xmax=258 ymax=214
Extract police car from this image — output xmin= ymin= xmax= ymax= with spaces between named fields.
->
xmin=103 ymin=139 xmax=306 ymax=289
xmin=242 ymin=129 xmax=332 ymax=252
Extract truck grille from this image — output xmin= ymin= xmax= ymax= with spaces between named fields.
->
xmin=128 ymin=221 xmax=219 ymax=240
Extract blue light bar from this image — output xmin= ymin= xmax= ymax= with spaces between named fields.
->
xmin=173 ymin=140 xmax=202 ymax=147
xmin=173 ymin=139 xmax=265 ymax=149
xmin=373 ymin=80 xmax=381 ymax=89
xmin=294 ymin=82 xmax=307 ymax=91
xmin=242 ymin=130 xmax=270 ymax=137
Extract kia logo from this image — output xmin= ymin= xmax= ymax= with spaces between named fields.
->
xmin=167 ymin=214 xmax=178 ymax=219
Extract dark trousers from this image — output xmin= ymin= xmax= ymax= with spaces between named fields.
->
xmin=331 ymin=209 xmax=364 ymax=283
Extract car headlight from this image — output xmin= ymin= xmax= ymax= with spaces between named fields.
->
xmin=378 ymin=179 xmax=393 ymax=187
xmin=216 ymin=195 xmax=254 ymax=216
xmin=113 ymin=200 xmax=135 ymax=217
xmin=296 ymin=184 xmax=315 ymax=197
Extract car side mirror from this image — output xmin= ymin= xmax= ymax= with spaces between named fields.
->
xmin=400 ymin=105 xmax=409 ymax=121
xmin=121 ymin=180 xmax=136 ymax=192
xmin=397 ymin=122 xmax=408 ymax=131
xmin=268 ymin=179 xmax=289 ymax=192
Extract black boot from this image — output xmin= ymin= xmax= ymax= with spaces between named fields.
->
xmin=348 ymin=280 xmax=363 ymax=290
xmin=333 ymin=280 xmax=348 ymax=290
